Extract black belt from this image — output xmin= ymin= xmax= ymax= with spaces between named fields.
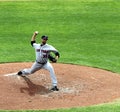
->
xmin=36 ymin=60 xmax=46 ymax=64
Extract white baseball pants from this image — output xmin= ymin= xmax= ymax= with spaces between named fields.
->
xmin=21 ymin=61 xmax=58 ymax=86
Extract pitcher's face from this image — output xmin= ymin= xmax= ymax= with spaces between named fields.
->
xmin=41 ymin=38 xmax=47 ymax=44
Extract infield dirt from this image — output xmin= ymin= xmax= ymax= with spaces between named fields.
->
xmin=0 ymin=62 xmax=120 ymax=110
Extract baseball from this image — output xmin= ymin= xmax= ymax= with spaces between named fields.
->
xmin=35 ymin=31 xmax=39 ymax=34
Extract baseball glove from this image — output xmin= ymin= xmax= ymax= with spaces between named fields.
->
xmin=48 ymin=54 xmax=57 ymax=63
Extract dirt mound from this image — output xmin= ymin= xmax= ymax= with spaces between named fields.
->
xmin=0 ymin=62 xmax=120 ymax=110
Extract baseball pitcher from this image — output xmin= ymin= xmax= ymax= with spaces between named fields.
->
xmin=17 ymin=31 xmax=60 ymax=91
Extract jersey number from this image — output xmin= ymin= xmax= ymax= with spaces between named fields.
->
xmin=43 ymin=54 xmax=47 ymax=58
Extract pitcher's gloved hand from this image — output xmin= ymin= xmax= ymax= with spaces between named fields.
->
xmin=48 ymin=54 xmax=57 ymax=63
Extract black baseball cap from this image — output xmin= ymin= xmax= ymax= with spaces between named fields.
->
xmin=41 ymin=35 xmax=48 ymax=40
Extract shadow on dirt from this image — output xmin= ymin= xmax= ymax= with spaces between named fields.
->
xmin=20 ymin=76 xmax=51 ymax=96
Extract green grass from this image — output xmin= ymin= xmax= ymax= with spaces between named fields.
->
xmin=0 ymin=0 xmax=120 ymax=73
xmin=0 ymin=0 xmax=120 ymax=111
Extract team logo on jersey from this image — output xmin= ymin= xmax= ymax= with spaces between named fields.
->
xmin=41 ymin=50 xmax=48 ymax=53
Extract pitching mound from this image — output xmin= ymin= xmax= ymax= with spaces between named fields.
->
xmin=0 ymin=62 xmax=120 ymax=110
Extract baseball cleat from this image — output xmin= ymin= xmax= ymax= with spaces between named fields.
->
xmin=17 ymin=71 xmax=26 ymax=77
xmin=50 ymin=86 xmax=59 ymax=91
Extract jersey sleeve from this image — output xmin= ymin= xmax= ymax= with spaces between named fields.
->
xmin=49 ymin=45 xmax=57 ymax=51
xmin=49 ymin=45 xmax=60 ymax=57
xmin=31 ymin=41 xmax=36 ymax=46
xmin=32 ymin=43 xmax=38 ymax=49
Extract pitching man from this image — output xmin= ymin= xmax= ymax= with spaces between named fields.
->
xmin=17 ymin=31 xmax=60 ymax=91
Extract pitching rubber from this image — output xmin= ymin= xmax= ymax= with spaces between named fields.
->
xmin=4 ymin=72 xmax=18 ymax=76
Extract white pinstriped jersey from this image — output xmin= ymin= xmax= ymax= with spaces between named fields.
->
xmin=33 ymin=43 xmax=58 ymax=63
